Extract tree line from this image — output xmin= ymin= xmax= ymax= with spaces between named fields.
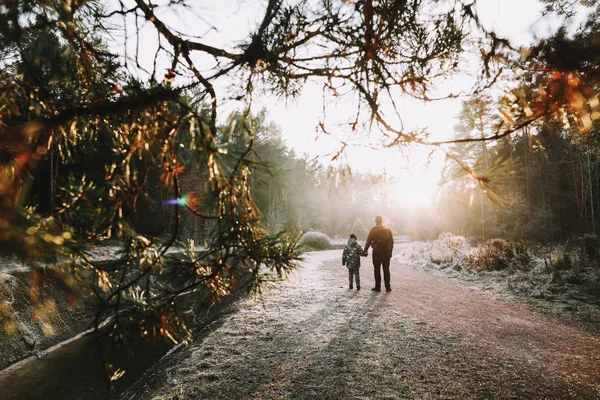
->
xmin=435 ymin=90 xmax=600 ymax=242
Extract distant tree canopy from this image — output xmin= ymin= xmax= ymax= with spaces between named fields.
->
xmin=430 ymin=0 xmax=600 ymax=242
xmin=1 ymin=0 xmax=599 ymax=354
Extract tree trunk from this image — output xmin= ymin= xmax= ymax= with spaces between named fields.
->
xmin=571 ymin=150 xmax=582 ymax=217
xmin=479 ymin=116 xmax=488 ymax=241
xmin=588 ymin=153 xmax=596 ymax=234
xmin=523 ymin=127 xmax=531 ymax=216
xmin=481 ymin=189 xmax=485 ymax=241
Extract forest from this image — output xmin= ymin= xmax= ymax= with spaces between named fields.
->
xmin=1 ymin=0 xmax=600 ymax=399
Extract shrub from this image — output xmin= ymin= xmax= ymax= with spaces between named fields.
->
xmin=537 ymin=241 xmax=600 ymax=298
xmin=548 ymin=248 xmax=572 ymax=270
xmin=578 ymin=234 xmax=600 ymax=266
xmin=299 ymin=231 xmax=332 ymax=251
xmin=350 ymin=219 xmax=369 ymax=241
xmin=428 ymin=233 xmax=469 ymax=265
xmin=467 ymin=238 xmax=531 ymax=272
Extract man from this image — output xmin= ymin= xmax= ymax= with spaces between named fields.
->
xmin=364 ymin=216 xmax=394 ymax=292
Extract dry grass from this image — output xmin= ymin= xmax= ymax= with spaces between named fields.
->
xmin=420 ymin=235 xmax=600 ymax=325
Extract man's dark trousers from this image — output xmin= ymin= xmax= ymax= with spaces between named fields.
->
xmin=372 ymin=251 xmax=391 ymax=290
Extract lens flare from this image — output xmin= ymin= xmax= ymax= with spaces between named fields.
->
xmin=163 ymin=192 xmax=197 ymax=209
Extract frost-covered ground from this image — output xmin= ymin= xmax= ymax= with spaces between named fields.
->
xmin=0 ymin=256 xmax=30 ymax=274
xmin=0 ymin=243 xmax=205 ymax=274
xmin=410 ymin=236 xmax=600 ymax=325
xmin=121 ymin=243 xmax=600 ymax=399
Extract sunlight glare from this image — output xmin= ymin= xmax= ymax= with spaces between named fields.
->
xmin=341 ymin=144 xmax=443 ymax=206
xmin=388 ymin=170 xmax=439 ymax=206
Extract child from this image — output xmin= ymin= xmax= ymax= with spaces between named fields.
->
xmin=342 ymin=234 xmax=367 ymax=290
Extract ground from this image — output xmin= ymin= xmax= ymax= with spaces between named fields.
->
xmin=121 ymin=243 xmax=600 ymax=400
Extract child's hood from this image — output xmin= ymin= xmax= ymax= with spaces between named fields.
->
xmin=347 ymin=237 xmax=358 ymax=246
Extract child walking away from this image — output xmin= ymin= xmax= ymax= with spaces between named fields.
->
xmin=342 ymin=234 xmax=367 ymax=290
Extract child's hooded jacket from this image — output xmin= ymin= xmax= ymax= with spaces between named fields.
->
xmin=342 ymin=237 xmax=364 ymax=269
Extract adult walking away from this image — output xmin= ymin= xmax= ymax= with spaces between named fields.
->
xmin=364 ymin=216 xmax=394 ymax=292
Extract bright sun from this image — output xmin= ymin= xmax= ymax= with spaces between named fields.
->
xmin=343 ymin=145 xmax=444 ymax=206
xmin=389 ymin=171 xmax=439 ymax=205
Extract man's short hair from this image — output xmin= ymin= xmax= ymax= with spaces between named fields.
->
xmin=375 ymin=216 xmax=383 ymax=224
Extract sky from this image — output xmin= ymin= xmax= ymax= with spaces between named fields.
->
xmin=255 ymin=0 xmax=554 ymax=204
xmin=108 ymin=0 xmax=563 ymax=204
xmin=260 ymin=0 xmax=553 ymax=156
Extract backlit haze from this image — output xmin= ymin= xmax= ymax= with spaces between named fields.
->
xmin=110 ymin=0 xmax=555 ymax=206
xmin=264 ymin=0 xmax=553 ymax=205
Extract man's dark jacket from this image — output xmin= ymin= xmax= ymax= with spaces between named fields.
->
xmin=364 ymin=225 xmax=394 ymax=258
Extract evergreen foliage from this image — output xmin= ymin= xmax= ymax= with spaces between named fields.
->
xmin=1 ymin=1 xmax=600 ymax=386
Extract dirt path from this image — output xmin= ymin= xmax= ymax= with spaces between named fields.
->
xmin=123 ymin=243 xmax=600 ymax=399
